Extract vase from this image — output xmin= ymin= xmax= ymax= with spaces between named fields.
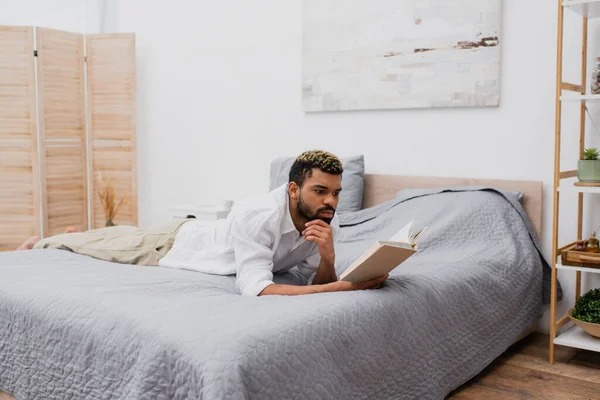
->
xmin=105 ymin=219 xmax=115 ymax=227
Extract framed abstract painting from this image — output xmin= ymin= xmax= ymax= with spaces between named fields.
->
xmin=302 ymin=0 xmax=502 ymax=112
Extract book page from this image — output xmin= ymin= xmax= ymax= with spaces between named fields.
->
xmin=378 ymin=241 xmax=415 ymax=250
xmin=410 ymin=226 xmax=428 ymax=246
xmin=389 ymin=219 xmax=413 ymax=243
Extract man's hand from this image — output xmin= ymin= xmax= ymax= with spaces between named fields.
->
xmin=302 ymin=219 xmax=335 ymax=265
xmin=258 ymin=274 xmax=389 ymax=296
xmin=326 ymin=274 xmax=389 ymax=292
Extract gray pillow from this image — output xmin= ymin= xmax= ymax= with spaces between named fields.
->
xmin=269 ymin=155 xmax=365 ymax=212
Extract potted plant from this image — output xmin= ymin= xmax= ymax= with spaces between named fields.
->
xmin=578 ymin=148 xmax=600 ymax=183
xmin=567 ymin=288 xmax=600 ymax=338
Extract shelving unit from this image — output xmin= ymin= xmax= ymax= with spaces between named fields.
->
xmin=550 ymin=0 xmax=600 ymax=364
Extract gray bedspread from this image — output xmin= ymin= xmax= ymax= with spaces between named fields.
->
xmin=0 ymin=188 xmax=556 ymax=400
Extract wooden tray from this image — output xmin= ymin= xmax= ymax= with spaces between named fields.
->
xmin=560 ymin=241 xmax=600 ymax=268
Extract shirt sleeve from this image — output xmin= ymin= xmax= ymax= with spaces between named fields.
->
xmin=296 ymin=245 xmax=321 ymax=285
xmin=231 ymin=208 xmax=277 ymax=296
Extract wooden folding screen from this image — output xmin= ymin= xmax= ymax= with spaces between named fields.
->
xmin=0 ymin=27 xmax=136 ymax=249
xmin=0 ymin=27 xmax=40 ymax=251
xmin=86 ymin=33 xmax=137 ymax=229
xmin=36 ymin=28 xmax=88 ymax=236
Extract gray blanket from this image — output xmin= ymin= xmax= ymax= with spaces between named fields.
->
xmin=0 ymin=188 xmax=556 ymax=400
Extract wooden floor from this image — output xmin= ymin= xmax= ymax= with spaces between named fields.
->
xmin=447 ymin=333 xmax=600 ymax=399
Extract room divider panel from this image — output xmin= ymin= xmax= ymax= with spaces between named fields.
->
xmin=0 ymin=27 xmax=41 ymax=251
xmin=0 ymin=26 xmax=137 ymax=251
xmin=86 ymin=33 xmax=137 ymax=229
xmin=36 ymin=27 xmax=88 ymax=237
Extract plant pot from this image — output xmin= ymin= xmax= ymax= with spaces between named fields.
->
xmin=567 ymin=308 xmax=600 ymax=338
xmin=577 ymin=160 xmax=600 ymax=182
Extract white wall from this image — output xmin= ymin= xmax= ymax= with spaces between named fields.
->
xmin=0 ymin=0 xmax=115 ymax=34
xmin=119 ymin=0 xmax=556 ymax=219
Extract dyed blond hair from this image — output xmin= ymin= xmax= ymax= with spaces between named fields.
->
xmin=289 ymin=150 xmax=343 ymax=187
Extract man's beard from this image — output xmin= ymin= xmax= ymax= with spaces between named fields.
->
xmin=297 ymin=193 xmax=335 ymax=225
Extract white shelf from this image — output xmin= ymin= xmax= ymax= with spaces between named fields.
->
xmin=560 ymin=94 xmax=600 ymax=101
xmin=556 ymin=262 xmax=600 ymax=274
xmin=554 ymin=323 xmax=600 ymax=352
xmin=563 ymin=0 xmax=600 ymax=18
xmin=557 ymin=185 xmax=600 ymax=193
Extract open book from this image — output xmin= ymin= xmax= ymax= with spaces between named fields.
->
xmin=339 ymin=219 xmax=427 ymax=283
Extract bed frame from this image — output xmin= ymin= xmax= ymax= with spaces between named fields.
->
xmin=362 ymin=174 xmax=543 ymax=240
xmin=0 ymin=174 xmax=543 ymax=400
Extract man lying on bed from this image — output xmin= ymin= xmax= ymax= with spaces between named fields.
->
xmin=17 ymin=150 xmax=388 ymax=296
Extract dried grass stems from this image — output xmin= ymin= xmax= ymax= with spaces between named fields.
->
xmin=96 ymin=172 xmax=128 ymax=224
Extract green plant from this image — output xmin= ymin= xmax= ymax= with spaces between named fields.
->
xmin=572 ymin=288 xmax=600 ymax=324
xmin=582 ymin=148 xmax=599 ymax=160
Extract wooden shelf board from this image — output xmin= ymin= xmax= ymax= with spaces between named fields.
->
xmin=563 ymin=0 xmax=600 ymax=18
xmin=554 ymin=323 xmax=600 ymax=352
xmin=556 ymin=262 xmax=600 ymax=274
xmin=574 ymin=181 xmax=600 ymax=187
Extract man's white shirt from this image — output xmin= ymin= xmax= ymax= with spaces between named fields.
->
xmin=158 ymin=184 xmax=340 ymax=296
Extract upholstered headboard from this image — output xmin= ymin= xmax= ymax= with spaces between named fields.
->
xmin=361 ymin=174 xmax=543 ymax=240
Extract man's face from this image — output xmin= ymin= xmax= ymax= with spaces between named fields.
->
xmin=296 ymin=169 xmax=342 ymax=225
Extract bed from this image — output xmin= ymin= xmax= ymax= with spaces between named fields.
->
xmin=0 ymin=174 xmax=555 ymax=400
